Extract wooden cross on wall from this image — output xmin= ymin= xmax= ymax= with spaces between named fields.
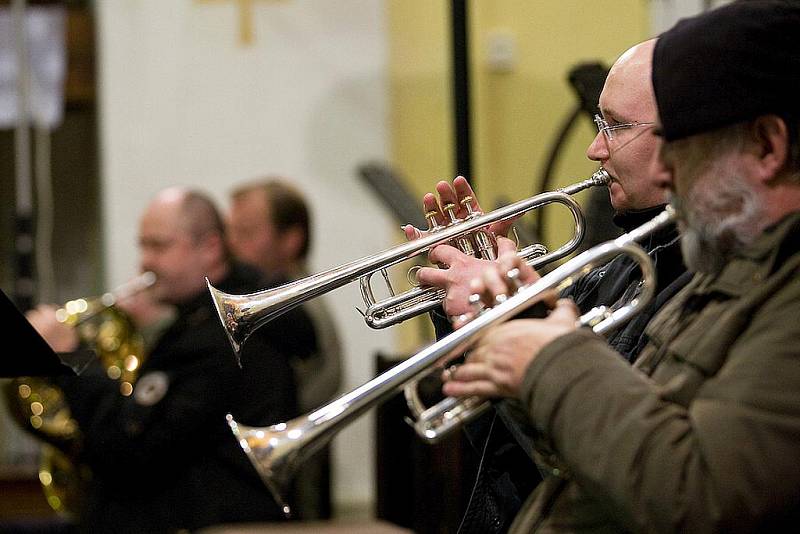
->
xmin=195 ymin=0 xmax=285 ymax=46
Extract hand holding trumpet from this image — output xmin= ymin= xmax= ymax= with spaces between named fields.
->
xmin=403 ymin=175 xmax=520 ymax=318
xmin=444 ymin=305 xmax=579 ymax=399
xmin=441 ymin=245 xmax=579 ymax=398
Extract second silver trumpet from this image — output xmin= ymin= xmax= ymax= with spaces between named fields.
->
xmin=226 ymin=206 xmax=676 ymax=515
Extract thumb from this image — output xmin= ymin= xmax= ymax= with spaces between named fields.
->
xmin=403 ymin=225 xmax=423 ymax=241
xmin=549 ymin=298 xmax=579 ymax=322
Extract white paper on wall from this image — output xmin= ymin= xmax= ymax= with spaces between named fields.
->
xmin=0 ymin=5 xmax=66 ymax=130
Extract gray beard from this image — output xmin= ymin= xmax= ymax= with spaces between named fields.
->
xmin=680 ymin=226 xmax=729 ymax=274
xmin=672 ymin=170 xmax=764 ymax=275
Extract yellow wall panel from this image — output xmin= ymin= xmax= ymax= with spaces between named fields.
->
xmin=387 ymin=0 xmax=453 ymax=200
xmin=387 ymin=1 xmax=651 ymax=350
xmin=470 ymin=1 xmax=650 ymax=247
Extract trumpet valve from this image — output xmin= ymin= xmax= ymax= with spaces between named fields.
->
xmin=425 ymin=210 xmax=444 ymax=232
xmin=459 ymin=197 xmax=499 ymax=259
xmin=441 ymin=203 xmax=477 ymax=256
xmin=443 ymin=202 xmax=459 ymax=224
xmin=493 ymin=293 xmax=509 ymax=306
xmin=460 ymin=196 xmax=478 ymax=216
xmin=473 ymin=230 xmax=497 ymax=260
xmin=505 ymin=268 xmax=524 ymax=293
xmin=454 ymin=238 xmax=476 ymax=257
xmin=468 ymin=293 xmax=485 ymax=316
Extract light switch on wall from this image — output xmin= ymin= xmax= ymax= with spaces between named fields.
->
xmin=486 ymin=29 xmax=516 ymax=73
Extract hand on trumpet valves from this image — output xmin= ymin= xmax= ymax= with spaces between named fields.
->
xmin=450 ymin=247 xmax=543 ymax=329
xmin=419 ymin=235 xmax=518 ymax=318
xmin=449 ymin=293 xmax=486 ymax=325
xmin=26 ymin=304 xmax=80 ymax=353
xmin=442 ymin=299 xmax=580 ymax=399
xmin=403 ymin=176 xmax=516 ymax=241
xmin=399 ymin=176 xmax=526 ymax=318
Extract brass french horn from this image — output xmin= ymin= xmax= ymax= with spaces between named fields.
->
xmin=5 ymin=272 xmax=155 ymax=515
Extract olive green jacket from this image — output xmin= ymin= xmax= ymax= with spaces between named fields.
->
xmin=511 ymin=212 xmax=800 ymax=533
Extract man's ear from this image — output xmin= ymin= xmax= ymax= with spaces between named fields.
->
xmin=752 ymin=115 xmax=790 ymax=183
xmin=201 ymin=232 xmax=226 ymax=262
xmin=279 ymin=226 xmax=305 ymax=262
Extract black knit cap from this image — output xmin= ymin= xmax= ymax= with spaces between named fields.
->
xmin=652 ymin=0 xmax=800 ymax=142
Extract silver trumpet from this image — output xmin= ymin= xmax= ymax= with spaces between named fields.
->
xmin=360 ymin=171 xmax=609 ymax=329
xmin=226 ymin=206 xmax=675 ymax=516
xmin=208 ymin=169 xmax=610 ymax=359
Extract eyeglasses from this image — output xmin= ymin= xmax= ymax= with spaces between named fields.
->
xmin=593 ymin=114 xmax=655 ymax=141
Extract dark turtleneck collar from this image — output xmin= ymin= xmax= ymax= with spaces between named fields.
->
xmin=612 ymin=204 xmax=681 ymax=256
xmin=612 ymin=204 xmax=670 ymax=232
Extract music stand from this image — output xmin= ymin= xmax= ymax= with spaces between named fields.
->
xmin=0 ymin=289 xmax=90 ymax=377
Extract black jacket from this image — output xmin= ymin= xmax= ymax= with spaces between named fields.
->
xmin=60 ymin=263 xmax=311 ymax=533
xmin=561 ymin=205 xmax=689 ymax=361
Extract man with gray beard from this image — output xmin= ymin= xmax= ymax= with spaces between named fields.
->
xmin=668 ymin=130 xmax=771 ymax=275
xmin=440 ymin=1 xmax=800 ymax=531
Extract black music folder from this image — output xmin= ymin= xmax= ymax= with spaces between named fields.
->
xmin=0 ymin=289 xmax=92 ymax=377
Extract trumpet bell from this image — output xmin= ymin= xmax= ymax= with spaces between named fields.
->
xmin=227 ymin=413 xmax=325 ymax=518
xmin=207 ymin=277 xmax=314 ymax=362
xmin=227 ymin=415 xmax=291 ymax=516
xmin=208 ymin=279 xmax=259 ymax=358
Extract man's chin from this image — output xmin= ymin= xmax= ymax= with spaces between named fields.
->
xmin=151 ymin=286 xmax=171 ymax=305
xmin=608 ymin=199 xmax=626 ymax=214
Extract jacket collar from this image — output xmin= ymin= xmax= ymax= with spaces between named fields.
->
xmin=698 ymin=211 xmax=800 ymax=296
xmin=613 ymin=204 xmax=670 ymax=232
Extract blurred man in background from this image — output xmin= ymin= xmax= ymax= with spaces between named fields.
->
xmin=227 ymin=178 xmax=342 ymax=520
xmin=27 ymin=187 xmax=303 ymax=532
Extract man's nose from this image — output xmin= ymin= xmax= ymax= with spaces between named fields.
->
xmin=586 ymin=131 xmax=609 ymax=162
